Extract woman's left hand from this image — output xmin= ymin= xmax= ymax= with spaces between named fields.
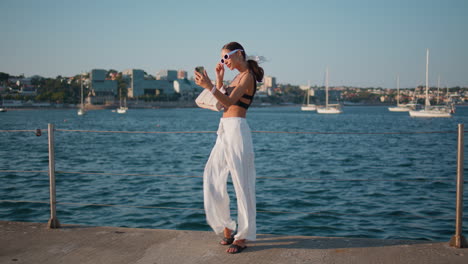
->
xmin=194 ymin=69 xmax=213 ymax=90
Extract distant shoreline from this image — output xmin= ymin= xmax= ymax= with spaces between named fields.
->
xmin=3 ymin=103 xmax=468 ymax=111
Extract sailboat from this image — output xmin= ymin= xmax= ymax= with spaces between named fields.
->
xmin=116 ymin=88 xmax=127 ymax=114
xmin=317 ymin=67 xmax=342 ymax=114
xmin=443 ymin=81 xmax=456 ymax=113
xmin=409 ymin=49 xmax=451 ymax=118
xmin=77 ymin=73 xmax=86 ymax=116
xmin=432 ymin=75 xmax=455 ymax=114
xmin=388 ymin=75 xmax=416 ymax=112
xmin=0 ymin=93 xmax=6 ymax=112
xmin=301 ymin=81 xmax=316 ymax=111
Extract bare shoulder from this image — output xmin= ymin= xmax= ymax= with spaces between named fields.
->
xmin=238 ymin=71 xmax=254 ymax=85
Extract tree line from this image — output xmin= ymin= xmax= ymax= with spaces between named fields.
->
xmin=1 ymin=71 xmax=465 ymax=105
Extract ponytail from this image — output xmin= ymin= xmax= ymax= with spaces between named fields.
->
xmin=247 ymin=59 xmax=264 ymax=83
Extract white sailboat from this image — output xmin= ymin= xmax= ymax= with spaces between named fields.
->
xmin=0 ymin=94 xmax=6 ymax=112
xmin=432 ymin=75 xmax=456 ymax=114
xmin=443 ymin=81 xmax=455 ymax=111
xmin=388 ymin=75 xmax=415 ymax=112
xmin=77 ymin=73 xmax=86 ymax=116
xmin=116 ymin=88 xmax=127 ymax=114
xmin=301 ymin=81 xmax=316 ymax=111
xmin=409 ymin=49 xmax=451 ymax=118
xmin=317 ymin=67 xmax=342 ymax=114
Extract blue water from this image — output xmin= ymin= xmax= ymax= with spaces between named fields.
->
xmin=1 ymin=106 xmax=467 ymax=241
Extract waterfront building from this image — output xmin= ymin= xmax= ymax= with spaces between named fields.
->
xmin=156 ymin=70 xmax=178 ymax=81
xmin=5 ymin=77 xmax=38 ymax=95
xmin=123 ymin=69 xmax=200 ymax=98
xmin=19 ymin=85 xmax=37 ymax=95
xmin=261 ymin=75 xmax=276 ymax=91
xmin=177 ymin=70 xmax=187 ymax=79
xmin=123 ymin=69 xmax=171 ymax=97
xmin=258 ymin=75 xmax=276 ymax=95
xmin=89 ymin=69 xmax=117 ymax=105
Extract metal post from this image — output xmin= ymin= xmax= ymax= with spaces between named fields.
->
xmin=450 ymin=124 xmax=467 ymax=248
xmin=47 ymin=123 xmax=60 ymax=229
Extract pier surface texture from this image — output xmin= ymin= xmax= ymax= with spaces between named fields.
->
xmin=0 ymin=221 xmax=466 ymax=264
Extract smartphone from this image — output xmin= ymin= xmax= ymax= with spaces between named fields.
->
xmin=195 ymin=66 xmax=204 ymax=74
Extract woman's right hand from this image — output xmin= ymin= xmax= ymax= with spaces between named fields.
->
xmin=215 ymin=63 xmax=224 ymax=87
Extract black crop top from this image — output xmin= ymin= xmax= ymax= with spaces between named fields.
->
xmin=224 ymin=72 xmax=257 ymax=109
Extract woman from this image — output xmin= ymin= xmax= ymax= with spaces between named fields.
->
xmin=194 ymin=42 xmax=264 ymax=254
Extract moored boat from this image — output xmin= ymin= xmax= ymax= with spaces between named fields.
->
xmin=409 ymin=49 xmax=451 ymax=118
xmin=301 ymin=82 xmax=316 ymax=111
xmin=317 ymin=67 xmax=343 ymax=114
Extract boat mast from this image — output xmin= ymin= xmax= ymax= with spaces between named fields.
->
xmin=325 ymin=67 xmax=329 ymax=108
xmin=307 ymin=80 xmax=310 ymax=105
xmin=119 ymin=87 xmax=122 ymax=108
xmin=437 ymin=75 xmax=440 ymax=105
xmin=80 ymin=72 xmax=84 ymax=109
xmin=425 ymin=49 xmax=430 ymax=110
xmin=396 ymin=74 xmax=400 ymax=105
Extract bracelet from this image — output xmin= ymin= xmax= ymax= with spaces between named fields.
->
xmin=211 ymin=85 xmax=217 ymax=94
xmin=219 ymin=85 xmax=226 ymax=94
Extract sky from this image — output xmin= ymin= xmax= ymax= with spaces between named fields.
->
xmin=1 ymin=0 xmax=467 ymax=88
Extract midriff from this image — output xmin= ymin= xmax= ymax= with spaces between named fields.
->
xmin=223 ymin=105 xmax=247 ymax=118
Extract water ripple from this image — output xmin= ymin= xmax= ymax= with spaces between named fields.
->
xmin=1 ymin=107 xmax=468 ymax=241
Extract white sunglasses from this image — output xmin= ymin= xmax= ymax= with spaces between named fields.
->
xmin=221 ymin=49 xmax=243 ymax=64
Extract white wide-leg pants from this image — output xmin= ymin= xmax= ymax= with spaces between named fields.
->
xmin=203 ymin=117 xmax=256 ymax=241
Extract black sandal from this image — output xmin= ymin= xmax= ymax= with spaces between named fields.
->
xmin=227 ymin=244 xmax=247 ymax=254
xmin=220 ymin=231 xmax=236 ymax=245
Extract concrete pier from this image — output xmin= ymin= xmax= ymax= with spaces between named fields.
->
xmin=0 ymin=221 xmax=466 ymax=264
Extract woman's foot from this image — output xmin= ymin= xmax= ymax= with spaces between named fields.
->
xmin=227 ymin=239 xmax=247 ymax=254
xmin=220 ymin=228 xmax=235 ymax=245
